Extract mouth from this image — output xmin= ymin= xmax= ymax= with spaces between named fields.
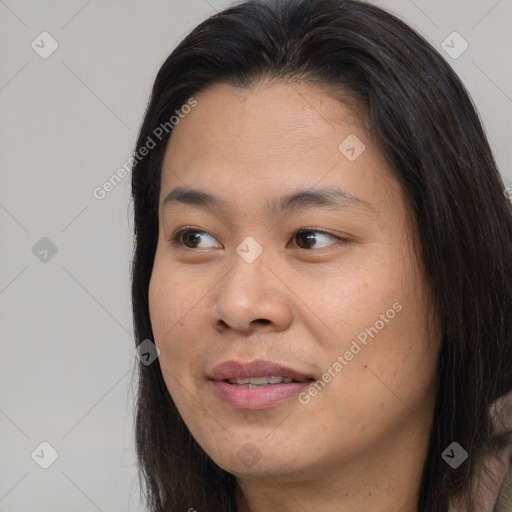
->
xmin=208 ymin=359 xmax=315 ymax=410
xmin=225 ymin=376 xmax=309 ymax=387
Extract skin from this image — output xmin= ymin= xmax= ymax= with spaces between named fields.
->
xmin=148 ymin=80 xmax=442 ymax=512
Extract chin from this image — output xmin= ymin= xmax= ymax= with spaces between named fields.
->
xmin=203 ymin=439 xmax=308 ymax=479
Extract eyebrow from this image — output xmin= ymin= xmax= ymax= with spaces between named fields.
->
xmin=162 ymin=185 xmax=375 ymax=215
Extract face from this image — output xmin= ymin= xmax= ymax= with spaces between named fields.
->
xmin=148 ymin=80 xmax=441 ymax=484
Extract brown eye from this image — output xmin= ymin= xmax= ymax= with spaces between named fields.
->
xmin=181 ymin=231 xmax=202 ymax=248
xmin=171 ymin=228 xmax=221 ymax=249
xmin=170 ymin=227 xmax=345 ymax=251
xmin=292 ymin=229 xmax=341 ymax=250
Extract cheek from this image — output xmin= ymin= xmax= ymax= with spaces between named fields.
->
xmin=310 ymin=254 xmax=400 ymax=345
xmin=316 ymin=238 xmax=438 ymax=388
xmin=149 ymin=245 xmax=207 ymax=333
xmin=148 ymin=259 xmax=201 ymax=378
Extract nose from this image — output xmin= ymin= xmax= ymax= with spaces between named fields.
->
xmin=210 ymin=248 xmax=294 ymax=334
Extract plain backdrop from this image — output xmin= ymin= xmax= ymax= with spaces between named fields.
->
xmin=0 ymin=0 xmax=511 ymax=510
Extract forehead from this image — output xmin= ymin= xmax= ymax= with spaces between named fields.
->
xmin=166 ymin=80 xmax=366 ymax=162
xmin=160 ymin=81 xmax=399 ymax=218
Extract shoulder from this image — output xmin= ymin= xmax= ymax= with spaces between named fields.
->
xmin=495 ymin=466 xmax=512 ymax=512
xmin=449 ymin=389 xmax=512 ymax=512
xmin=489 ymin=389 xmax=512 ymax=512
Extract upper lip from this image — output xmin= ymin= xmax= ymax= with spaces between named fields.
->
xmin=209 ymin=359 xmax=314 ymax=382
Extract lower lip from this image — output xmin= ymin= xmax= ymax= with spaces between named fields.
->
xmin=210 ymin=380 xmax=312 ymax=410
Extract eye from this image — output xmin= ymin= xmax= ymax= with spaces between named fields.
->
xmin=290 ymin=228 xmax=342 ymax=250
xmin=169 ymin=226 xmax=345 ymax=251
xmin=169 ymin=227 xmax=221 ymax=249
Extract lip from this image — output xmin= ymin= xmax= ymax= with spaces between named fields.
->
xmin=208 ymin=359 xmax=314 ymax=410
xmin=209 ymin=359 xmax=314 ymax=382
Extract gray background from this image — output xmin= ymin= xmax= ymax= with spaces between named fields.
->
xmin=0 ymin=0 xmax=510 ymax=510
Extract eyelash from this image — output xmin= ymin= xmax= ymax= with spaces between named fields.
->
xmin=168 ymin=226 xmax=349 ymax=251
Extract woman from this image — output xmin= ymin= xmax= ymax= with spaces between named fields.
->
xmin=130 ymin=0 xmax=512 ymax=510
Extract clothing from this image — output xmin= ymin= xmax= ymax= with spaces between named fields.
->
xmin=449 ymin=389 xmax=512 ymax=512
xmin=495 ymin=468 xmax=512 ymax=512
xmin=487 ymin=388 xmax=512 ymax=512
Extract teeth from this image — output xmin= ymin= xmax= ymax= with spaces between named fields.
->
xmin=227 ymin=376 xmax=295 ymax=386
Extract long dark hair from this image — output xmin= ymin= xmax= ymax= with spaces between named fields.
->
xmin=130 ymin=1 xmax=512 ymax=510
